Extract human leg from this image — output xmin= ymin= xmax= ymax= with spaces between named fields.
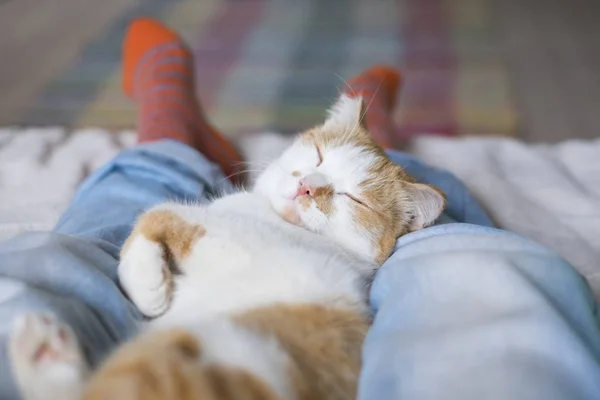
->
xmin=348 ymin=66 xmax=600 ymax=399
xmin=55 ymin=18 xmax=243 ymax=246
xmin=360 ymin=224 xmax=600 ymax=399
xmin=0 ymin=19 xmax=238 ymax=399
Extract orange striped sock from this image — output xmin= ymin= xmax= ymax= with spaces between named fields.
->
xmin=346 ymin=66 xmax=402 ymax=149
xmin=122 ymin=18 xmax=244 ymax=183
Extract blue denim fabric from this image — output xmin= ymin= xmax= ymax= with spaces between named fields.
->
xmin=0 ymin=141 xmax=597 ymax=400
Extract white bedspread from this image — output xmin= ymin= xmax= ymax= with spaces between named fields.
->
xmin=410 ymin=136 xmax=600 ymax=297
xmin=1 ymin=128 xmax=598 ymax=296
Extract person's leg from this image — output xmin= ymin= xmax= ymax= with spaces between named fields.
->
xmin=348 ymin=66 xmax=600 ymax=399
xmin=122 ymin=18 xmax=244 ymax=183
xmin=55 ymin=18 xmax=243 ymax=246
xmin=0 ymin=19 xmax=240 ymax=399
xmin=360 ymin=225 xmax=600 ymax=400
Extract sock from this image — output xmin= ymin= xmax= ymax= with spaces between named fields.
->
xmin=122 ymin=18 xmax=244 ymax=183
xmin=346 ymin=66 xmax=402 ymax=149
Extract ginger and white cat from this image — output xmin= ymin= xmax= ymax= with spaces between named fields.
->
xmin=9 ymin=95 xmax=445 ymax=400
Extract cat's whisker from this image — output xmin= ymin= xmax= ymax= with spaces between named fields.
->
xmin=358 ymin=77 xmax=385 ymax=132
xmin=235 ymin=159 xmax=273 ymax=165
xmin=333 ymin=83 xmax=342 ymax=97
xmin=337 ymin=77 xmax=384 ymax=142
xmin=333 ymin=72 xmax=357 ymax=98
xmin=233 ymin=160 xmax=271 ymax=169
xmin=218 ymin=168 xmax=265 ymax=184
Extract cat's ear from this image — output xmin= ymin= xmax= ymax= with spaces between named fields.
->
xmin=403 ymin=182 xmax=445 ymax=230
xmin=323 ymin=94 xmax=367 ymax=130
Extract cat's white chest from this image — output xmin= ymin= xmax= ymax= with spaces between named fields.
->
xmin=155 ymin=194 xmax=369 ymax=328
xmin=188 ymin=233 xmax=254 ymax=273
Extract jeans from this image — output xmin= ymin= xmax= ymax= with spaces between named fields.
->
xmin=0 ymin=140 xmax=598 ymax=399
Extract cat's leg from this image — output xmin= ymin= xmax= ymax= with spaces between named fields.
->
xmin=119 ymin=203 xmax=206 ymax=318
xmin=9 ymin=314 xmax=89 ymax=400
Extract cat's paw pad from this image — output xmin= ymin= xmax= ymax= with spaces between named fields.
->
xmin=9 ymin=314 xmax=88 ymax=397
xmin=119 ymin=235 xmax=172 ymax=317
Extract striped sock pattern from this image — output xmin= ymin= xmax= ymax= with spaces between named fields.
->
xmin=123 ymin=18 xmax=244 ymax=183
xmin=346 ymin=66 xmax=402 ymax=149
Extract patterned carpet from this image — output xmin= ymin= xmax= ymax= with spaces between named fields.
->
xmin=0 ymin=0 xmax=518 ymax=142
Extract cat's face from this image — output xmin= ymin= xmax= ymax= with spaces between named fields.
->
xmin=254 ymin=94 xmax=445 ymax=264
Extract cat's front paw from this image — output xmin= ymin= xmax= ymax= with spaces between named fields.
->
xmin=119 ymin=234 xmax=173 ymax=318
xmin=9 ymin=314 xmax=88 ymax=400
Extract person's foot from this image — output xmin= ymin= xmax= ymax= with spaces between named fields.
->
xmin=345 ymin=66 xmax=402 ymax=149
xmin=122 ymin=18 xmax=244 ymax=182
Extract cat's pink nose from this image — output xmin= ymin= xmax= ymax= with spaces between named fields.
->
xmin=295 ymin=179 xmax=314 ymax=198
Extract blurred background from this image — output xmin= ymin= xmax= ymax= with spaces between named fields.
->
xmin=1 ymin=0 xmax=599 ymax=143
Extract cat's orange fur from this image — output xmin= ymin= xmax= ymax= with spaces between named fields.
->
xmin=81 ymin=301 xmax=368 ymax=400
xmin=123 ymin=209 xmax=206 ymax=259
xmin=83 ymin=329 xmax=280 ymax=400
xmin=235 ymin=304 xmax=369 ymax=400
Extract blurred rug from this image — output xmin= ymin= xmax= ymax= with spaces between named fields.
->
xmin=0 ymin=0 xmax=517 ymax=141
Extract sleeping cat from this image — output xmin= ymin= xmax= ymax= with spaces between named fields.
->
xmin=9 ymin=94 xmax=445 ymax=400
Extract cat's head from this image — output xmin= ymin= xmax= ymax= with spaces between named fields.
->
xmin=254 ymin=94 xmax=445 ymax=264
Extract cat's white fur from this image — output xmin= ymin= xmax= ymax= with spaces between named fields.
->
xmin=255 ymin=139 xmax=383 ymax=262
xmin=146 ymin=197 xmax=372 ymax=328
xmin=9 ymin=95 xmax=442 ymax=400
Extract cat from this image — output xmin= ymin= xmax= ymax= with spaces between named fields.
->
xmin=9 ymin=94 xmax=445 ymax=400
